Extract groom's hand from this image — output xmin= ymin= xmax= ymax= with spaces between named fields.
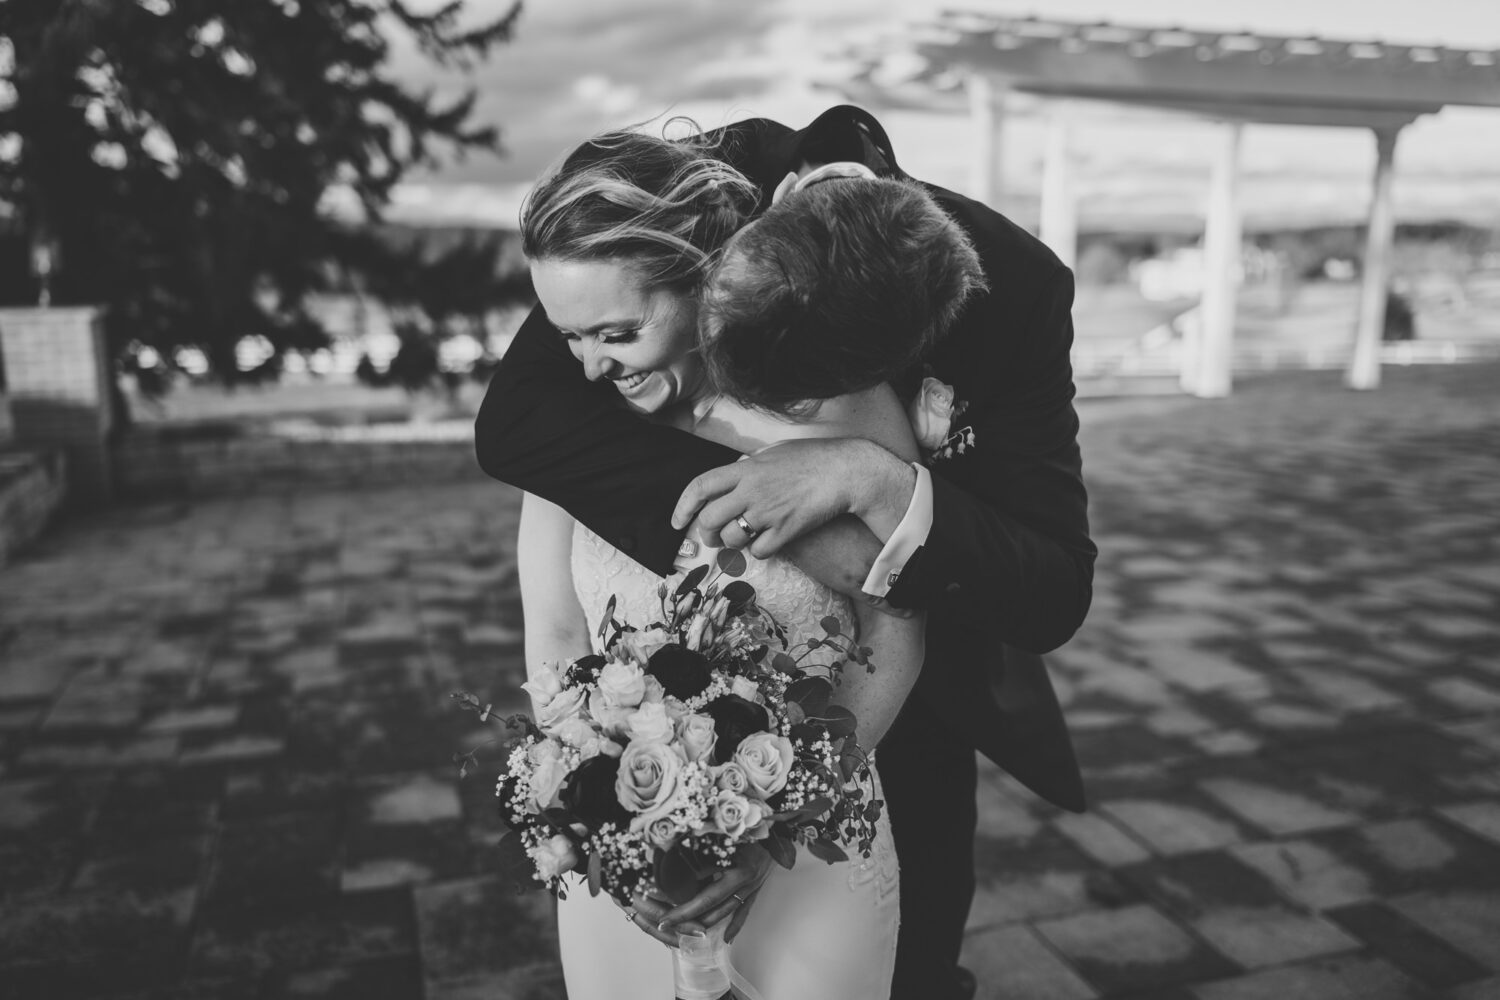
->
xmin=631 ymin=843 xmax=774 ymax=945
xmin=673 ymin=438 xmax=914 ymax=558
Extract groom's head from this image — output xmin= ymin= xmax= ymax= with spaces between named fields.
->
xmin=700 ymin=178 xmax=985 ymax=415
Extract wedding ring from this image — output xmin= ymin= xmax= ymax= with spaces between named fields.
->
xmin=734 ymin=515 xmax=760 ymax=539
xmin=731 ymin=892 xmax=747 ymax=906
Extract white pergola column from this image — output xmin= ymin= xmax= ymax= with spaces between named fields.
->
xmin=1184 ymin=120 xmax=1245 ymax=399
xmin=967 ymin=72 xmax=1008 ymax=207
xmin=1347 ymin=126 xmax=1401 ymax=390
xmin=1039 ymin=105 xmax=1078 ymax=269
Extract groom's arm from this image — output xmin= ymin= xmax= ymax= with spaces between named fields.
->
xmin=474 ymin=304 xmax=738 ymax=574
xmin=674 ymin=266 xmax=1093 ymax=654
xmin=880 ymin=266 xmax=1094 ymax=653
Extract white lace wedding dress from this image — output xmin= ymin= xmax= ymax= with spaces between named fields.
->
xmin=557 ymin=523 xmax=901 ymax=1000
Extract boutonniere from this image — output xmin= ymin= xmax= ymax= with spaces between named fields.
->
xmin=907 ymin=376 xmax=975 ymax=465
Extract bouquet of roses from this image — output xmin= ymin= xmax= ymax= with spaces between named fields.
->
xmin=453 ymin=549 xmax=882 ymax=957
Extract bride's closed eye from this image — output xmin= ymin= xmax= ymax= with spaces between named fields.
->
xmin=557 ymin=329 xmax=640 ymax=345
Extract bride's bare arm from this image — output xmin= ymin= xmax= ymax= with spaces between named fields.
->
xmin=518 ymin=492 xmax=591 ymax=702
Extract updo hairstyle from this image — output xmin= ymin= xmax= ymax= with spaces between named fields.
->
xmin=699 ymin=177 xmax=987 ymax=415
xmin=520 ymin=126 xmax=760 ymax=292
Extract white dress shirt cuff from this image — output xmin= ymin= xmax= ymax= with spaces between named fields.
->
xmin=861 ymin=463 xmax=933 ymax=599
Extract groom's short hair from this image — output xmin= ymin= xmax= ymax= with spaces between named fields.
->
xmin=700 ymin=178 xmax=985 ymax=416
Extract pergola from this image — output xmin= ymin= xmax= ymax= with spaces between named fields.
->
xmin=838 ymin=12 xmax=1500 ymax=396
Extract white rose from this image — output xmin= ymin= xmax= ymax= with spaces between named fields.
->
xmin=711 ymin=789 xmax=764 ymax=840
xmin=551 ymin=716 xmax=620 ymax=761
xmin=530 ymin=833 xmax=579 ymax=880
xmin=642 ymin=676 xmax=667 ymax=705
xmin=521 ymin=662 xmax=564 ymax=707
xmin=530 ymin=753 xmax=570 ymax=810
xmin=729 ymin=676 xmax=762 ymax=703
xmin=646 ymin=816 xmax=679 ymax=849
xmin=616 ymin=740 xmax=687 ymax=831
xmin=908 ymin=376 xmax=957 ymax=451
xmin=597 ymin=657 xmax=647 ymax=709
xmin=714 ymin=762 xmax=750 ymax=794
xmin=618 ymin=627 xmax=672 ymax=668
xmin=626 ymin=701 xmax=675 ymax=744
xmin=536 ymin=685 xmax=587 ymax=732
xmin=589 ymin=690 xmax=634 ymax=739
xmin=676 ymin=713 xmax=718 ymax=763
xmin=733 ymin=733 xmax=795 ymax=799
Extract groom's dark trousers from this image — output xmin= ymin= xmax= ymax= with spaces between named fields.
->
xmin=472 ymin=107 xmax=1094 ymax=1000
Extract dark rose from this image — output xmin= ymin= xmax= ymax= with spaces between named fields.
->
xmin=561 ymin=754 xmax=630 ymax=829
xmin=564 ymin=654 xmax=606 ymax=687
xmin=646 ymin=644 xmax=713 ymax=700
xmin=703 ymin=695 xmax=771 ymax=765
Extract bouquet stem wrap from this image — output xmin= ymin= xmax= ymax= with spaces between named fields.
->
xmin=673 ymin=921 xmax=732 ymax=1000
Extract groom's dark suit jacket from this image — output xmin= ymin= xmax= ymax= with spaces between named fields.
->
xmin=475 ymin=106 xmax=1093 ymax=812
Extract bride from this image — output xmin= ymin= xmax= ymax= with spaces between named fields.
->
xmin=514 ymin=129 xmax=983 ymax=999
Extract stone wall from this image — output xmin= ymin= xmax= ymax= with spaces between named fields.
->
xmin=113 ymin=424 xmax=484 ymax=499
xmin=0 ymin=451 xmax=67 ymax=567
xmin=0 ymin=308 xmax=116 ymax=505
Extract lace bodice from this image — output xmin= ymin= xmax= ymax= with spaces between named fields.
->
xmin=570 ymin=523 xmax=857 ymax=662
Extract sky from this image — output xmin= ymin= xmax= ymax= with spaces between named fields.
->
xmin=382 ymin=0 xmax=1500 ymax=231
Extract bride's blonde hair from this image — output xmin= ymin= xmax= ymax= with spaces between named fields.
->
xmin=521 ymin=123 xmax=760 ymax=291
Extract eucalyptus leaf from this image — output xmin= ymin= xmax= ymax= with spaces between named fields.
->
xmin=807 ymin=839 xmax=849 ymax=865
xmin=676 ymin=564 xmax=710 ymax=597
xmin=716 ymin=548 xmax=748 ymax=578
xmin=765 ymin=833 xmax=797 ymax=870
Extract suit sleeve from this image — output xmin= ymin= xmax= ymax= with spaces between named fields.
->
xmin=884 ymin=267 xmax=1095 ymax=654
xmin=474 ymin=304 xmax=739 ymax=576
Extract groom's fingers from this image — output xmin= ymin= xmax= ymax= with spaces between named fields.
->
xmin=672 ymin=467 xmax=742 ymax=530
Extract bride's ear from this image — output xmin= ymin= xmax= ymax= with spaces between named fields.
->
xmin=771 ymin=171 xmax=799 ymax=206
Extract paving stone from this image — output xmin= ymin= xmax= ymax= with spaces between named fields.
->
xmin=1387 ymin=889 xmax=1500 ymax=970
xmin=1122 ymin=851 xmax=1361 ymax=968
xmin=41 ymin=668 xmax=144 ymax=732
xmin=1449 ymin=977 xmax=1500 ymax=1000
xmin=1198 ymin=776 xmax=1360 ymax=836
xmin=193 ymin=887 xmax=416 ymax=980
xmin=143 ymin=704 xmax=241 ymax=735
xmin=0 ymin=656 xmax=75 ymax=703
xmin=1325 ymin=900 xmax=1492 ymax=988
xmin=1428 ymin=677 xmax=1500 ymax=714
xmin=362 ymin=771 xmax=464 ymax=825
xmin=1189 ymin=954 xmax=1433 ymax=1000
xmin=1294 ymin=670 xmax=1404 ymax=715
xmin=1053 ymin=811 xmax=1153 ymax=867
xmin=0 ymin=889 xmax=195 ymax=996
xmin=1438 ymin=801 xmax=1500 ymax=847
xmin=1101 ymin=794 xmax=1253 ymax=856
xmin=180 ymin=734 xmax=286 ymax=767
xmin=414 ymin=876 xmax=558 ymax=985
xmin=1035 ymin=903 xmax=1235 ymax=994
xmin=960 ymin=924 xmax=1097 ymax=1000
xmin=970 ymin=838 xmax=1128 ymax=927
xmin=1231 ymin=839 xmax=1375 ymax=910
xmin=280 ymin=955 xmax=426 ymax=1000
xmin=1146 ymin=645 xmax=1265 ymax=693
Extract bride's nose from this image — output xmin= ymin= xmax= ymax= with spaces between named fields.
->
xmin=579 ymin=341 xmax=618 ymax=382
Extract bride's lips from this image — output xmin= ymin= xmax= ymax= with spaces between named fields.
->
xmin=614 ymin=372 xmax=652 ymax=396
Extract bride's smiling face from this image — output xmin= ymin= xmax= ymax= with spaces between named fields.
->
xmin=531 ymin=258 xmax=705 ymax=415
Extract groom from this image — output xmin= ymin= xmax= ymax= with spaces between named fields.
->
xmin=475 ymin=106 xmax=1093 ymax=1000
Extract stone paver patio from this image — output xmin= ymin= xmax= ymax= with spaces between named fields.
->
xmin=1 ymin=362 xmax=1498 ymax=999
